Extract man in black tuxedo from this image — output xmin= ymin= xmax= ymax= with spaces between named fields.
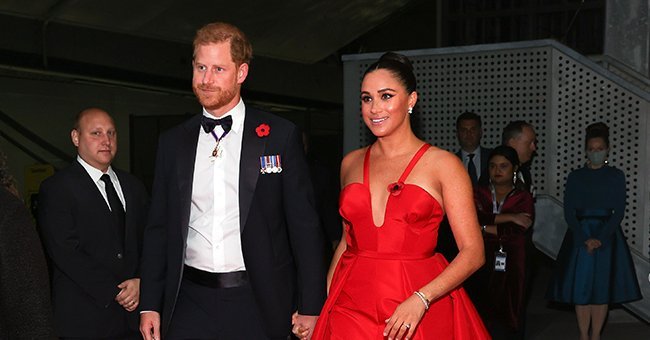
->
xmin=455 ymin=111 xmax=492 ymax=186
xmin=38 ymin=108 xmax=149 ymax=339
xmin=139 ymin=22 xmax=326 ymax=340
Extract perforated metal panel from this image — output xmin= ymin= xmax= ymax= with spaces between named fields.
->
xmin=550 ymin=50 xmax=649 ymax=252
xmin=342 ymin=40 xmax=650 ymax=257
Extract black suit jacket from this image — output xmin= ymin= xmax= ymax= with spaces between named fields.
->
xmin=518 ymin=163 xmax=534 ymax=194
xmin=308 ymin=158 xmax=341 ymax=245
xmin=38 ymin=161 xmax=149 ymax=338
xmin=456 ymin=146 xmax=492 ymax=185
xmin=140 ymin=107 xmax=327 ymax=338
xmin=0 ymin=188 xmax=55 ymax=339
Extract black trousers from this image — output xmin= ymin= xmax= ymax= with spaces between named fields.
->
xmin=167 ymin=276 xmax=288 ymax=340
xmin=60 ymin=318 xmax=139 ymax=340
xmin=61 ymin=332 xmax=140 ymax=340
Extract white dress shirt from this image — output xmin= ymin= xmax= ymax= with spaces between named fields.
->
xmin=461 ymin=146 xmax=482 ymax=178
xmin=77 ymin=156 xmax=126 ymax=211
xmin=185 ymin=99 xmax=246 ymax=273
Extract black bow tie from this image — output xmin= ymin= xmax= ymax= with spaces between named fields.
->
xmin=201 ymin=115 xmax=233 ymax=134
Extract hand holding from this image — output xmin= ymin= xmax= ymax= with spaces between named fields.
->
xmin=585 ymin=238 xmax=602 ymax=254
xmin=140 ymin=311 xmax=161 ymax=340
xmin=384 ymin=294 xmax=426 ymax=340
xmin=292 ymin=312 xmax=318 ymax=340
xmin=115 ymin=278 xmax=140 ymax=311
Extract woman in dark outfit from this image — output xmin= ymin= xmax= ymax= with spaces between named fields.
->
xmin=473 ymin=145 xmax=534 ymax=339
xmin=546 ymin=123 xmax=641 ymax=340
xmin=0 ymin=149 xmax=55 ymax=338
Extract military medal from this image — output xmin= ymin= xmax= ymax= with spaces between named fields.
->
xmin=260 ymin=155 xmax=282 ymax=174
xmin=211 ymin=140 xmax=222 ymax=158
xmin=209 ymin=130 xmax=228 ymax=159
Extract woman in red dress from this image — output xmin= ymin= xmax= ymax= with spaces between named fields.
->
xmin=298 ymin=52 xmax=490 ymax=340
xmin=472 ymin=146 xmax=535 ymax=339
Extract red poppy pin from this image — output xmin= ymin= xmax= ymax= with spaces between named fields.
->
xmin=256 ymin=123 xmax=270 ymax=137
xmin=387 ymin=181 xmax=405 ymax=196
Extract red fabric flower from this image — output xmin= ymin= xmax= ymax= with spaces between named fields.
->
xmin=256 ymin=123 xmax=270 ymax=137
xmin=387 ymin=181 xmax=404 ymax=196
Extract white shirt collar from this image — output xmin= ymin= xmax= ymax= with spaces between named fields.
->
xmin=76 ymin=155 xmax=116 ymax=182
xmin=201 ymin=98 xmax=246 ymax=135
xmin=461 ymin=146 xmax=481 ymax=158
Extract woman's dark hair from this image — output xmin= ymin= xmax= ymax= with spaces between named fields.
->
xmin=363 ymin=52 xmax=417 ymax=94
xmin=585 ymin=122 xmax=609 ymax=148
xmin=488 ymin=145 xmax=521 ymax=169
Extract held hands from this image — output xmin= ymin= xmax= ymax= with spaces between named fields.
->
xmin=139 ymin=311 xmax=161 ymax=340
xmin=585 ymin=238 xmax=602 ymax=254
xmin=384 ymin=294 xmax=426 ymax=340
xmin=292 ymin=312 xmax=318 ymax=340
xmin=115 ymin=278 xmax=140 ymax=311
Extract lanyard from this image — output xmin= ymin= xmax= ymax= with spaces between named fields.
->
xmin=209 ymin=129 xmax=230 ymax=158
xmin=490 ymin=184 xmax=514 ymax=214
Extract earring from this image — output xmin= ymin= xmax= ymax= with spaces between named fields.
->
xmin=408 ymin=107 xmax=413 ymax=114
xmin=513 ymin=171 xmax=517 ymax=185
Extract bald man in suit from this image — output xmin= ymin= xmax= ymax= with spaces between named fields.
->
xmin=39 ymin=108 xmax=149 ymax=339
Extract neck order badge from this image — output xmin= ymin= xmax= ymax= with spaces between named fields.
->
xmin=201 ymin=115 xmax=233 ymax=159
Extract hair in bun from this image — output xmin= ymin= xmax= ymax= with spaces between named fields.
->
xmin=363 ymin=52 xmax=417 ymax=93
xmin=585 ymin=122 xmax=610 ymax=148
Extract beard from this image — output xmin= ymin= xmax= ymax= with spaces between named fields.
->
xmin=193 ymin=84 xmax=238 ymax=112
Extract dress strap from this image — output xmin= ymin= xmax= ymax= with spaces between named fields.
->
xmin=398 ymin=143 xmax=431 ymax=183
xmin=363 ymin=144 xmax=373 ymax=186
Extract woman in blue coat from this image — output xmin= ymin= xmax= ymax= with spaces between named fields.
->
xmin=546 ymin=122 xmax=641 ymax=340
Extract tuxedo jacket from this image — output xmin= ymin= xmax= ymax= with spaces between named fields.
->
xmin=38 ymin=161 xmax=149 ymax=338
xmin=456 ymin=146 xmax=492 ymax=185
xmin=140 ymin=107 xmax=327 ymax=338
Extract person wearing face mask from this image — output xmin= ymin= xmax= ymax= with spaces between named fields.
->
xmin=546 ymin=122 xmax=641 ymax=340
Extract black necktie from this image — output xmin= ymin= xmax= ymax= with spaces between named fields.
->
xmin=101 ymin=174 xmax=125 ymax=240
xmin=201 ymin=115 xmax=233 ymax=135
xmin=467 ymin=153 xmax=478 ymax=186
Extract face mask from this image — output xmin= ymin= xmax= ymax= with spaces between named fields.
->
xmin=587 ymin=150 xmax=608 ymax=166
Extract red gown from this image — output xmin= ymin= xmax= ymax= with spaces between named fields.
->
xmin=312 ymin=144 xmax=490 ymax=339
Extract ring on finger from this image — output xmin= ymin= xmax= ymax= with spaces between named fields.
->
xmin=404 ymin=323 xmax=411 ymax=329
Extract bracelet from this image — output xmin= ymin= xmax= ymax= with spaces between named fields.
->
xmin=413 ymin=291 xmax=430 ymax=310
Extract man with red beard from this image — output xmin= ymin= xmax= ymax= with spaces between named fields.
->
xmin=139 ymin=22 xmax=326 ymax=340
